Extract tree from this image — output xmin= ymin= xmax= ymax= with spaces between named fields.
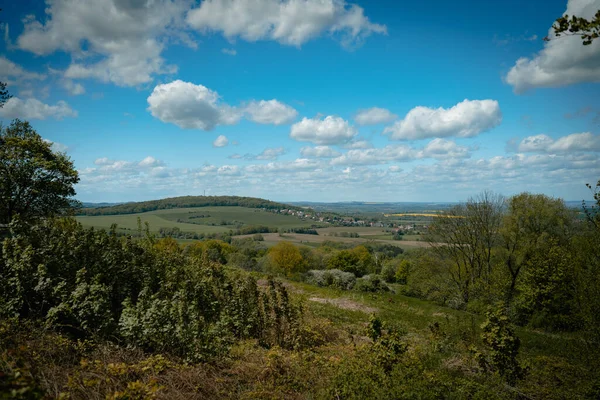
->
xmin=268 ymin=241 xmax=305 ymax=276
xmin=546 ymin=10 xmax=600 ymax=45
xmin=0 ymin=119 xmax=80 ymax=224
xmin=498 ymin=193 xmax=574 ymax=301
xmin=0 ymin=10 xmax=9 ymax=108
xmin=426 ymin=191 xmax=505 ymax=305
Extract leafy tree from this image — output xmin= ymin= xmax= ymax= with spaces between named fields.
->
xmin=426 ymin=191 xmax=504 ymax=305
xmin=547 ymin=10 xmax=600 ymax=45
xmin=0 ymin=10 xmax=10 ymax=108
xmin=499 ymin=193 xmax=574 ymax=301
xmin=0 ymin=81 xmax=9 ymax=108
xmin=268 ymin=241 xmax=306 ymax=276
xmin=0 ymin=120 xmax=80 ymax=224
xmin=477 ymin=306 xmax=527 ymax=386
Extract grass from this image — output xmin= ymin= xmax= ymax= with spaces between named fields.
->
xmin=2 ymin=271 xmax=595 ymax=399
xmin=76 ymin=206 xmax=321 ymax=235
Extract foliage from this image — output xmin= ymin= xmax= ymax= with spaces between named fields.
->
xmin=549 ymin=10 xmax=600 ymax=45
xmin=305 ymin=269 xmax=356 ymax=290
xmin=326 ymin=245 xmax=374 ymax=277
xmin=0 ymin=81 xmax=9 ymax=109
xmin=426 ymin=191 xmax=505 ymax=304
xmin=0 ymin=218 xmax=302 ymax=362
xmin=354 ymin=274 xmax=389 ymax=293
xmin=476 ymin=306 xmax=527 ymax=386
xmin=267 ymin=241 xmax=306 ymax=276
xmin=0 ymin=120 xmax=80 ymax=224
xmin=79 ymin=195 xmax=305 ymax=216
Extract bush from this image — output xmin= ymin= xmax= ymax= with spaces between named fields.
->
xmin=305 ymin=269 xmax=356 ymax=290
xmin=0 ymin=218 xmax=303 ymax=362
xmin=354 ymin=275 xmax=389 ymax=293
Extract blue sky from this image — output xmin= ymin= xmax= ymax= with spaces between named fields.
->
xmin=1 ymin=0 xmax=599 ymax=203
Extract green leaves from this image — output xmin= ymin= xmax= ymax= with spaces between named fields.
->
xmin=550 ymin=10 xmax=600 ymax=45
xmin=0 ymin=120 xmax=79 ymax=224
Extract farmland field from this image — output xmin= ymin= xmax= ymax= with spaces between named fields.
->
xmin=237 ymin=232 xmax=429 ymax=249
xmin=76 ymin=206 xmax=324 ymax=235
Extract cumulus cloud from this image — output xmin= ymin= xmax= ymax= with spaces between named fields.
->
xmin=213 ymin=135 xmax=229 ymax=147
xmin=354 ymin=107 xmax=397 ymax=125
xmin=246 ymin=158 xmax=321 ymax=173
xmin=0 ymin=56 xmax=45 ymax=85
xmin=186 ymin=0 xmax=386 ymax=48
xmin=147 ymin=80 xmax=241 ymax=130
xmin=17 ymin=0 xmax=190 ymax=87
xmin=62 ymin=79 xmax=85 ymax=95
xmin=255 ymin=146 xmax=286 ymax=160
xmin=384 ymin=99 xmax=502 ymax=140
xmin=244 ymin=99 xmax=298 ymax=125
xmin=518 ymin=132 xmax=600 ymax=153
xmin=290 ymin=116 xmax=357 ymax=145
xmin=505 ymin=0 xmax=600 ymax=93
xmin=418 ymin=138 xmax=470 ymax=159
xmin=343 ymin=140 xmax=373 ymax=149
xmin=0 ymin=97 xmax=77 ymax=120
xmin=331 ymin=145 xmax=415 ymax=165
xmin=221 ymin=48 xmax=237 ymax=55
xmin=300 ymin=146 xmax=341 ymax=158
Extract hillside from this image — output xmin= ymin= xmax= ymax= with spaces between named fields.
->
xmin=77 ymin=195 xmax=305 ymax=216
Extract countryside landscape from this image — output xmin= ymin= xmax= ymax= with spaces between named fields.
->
xmin=1 ymin=0 xmax=600 ymax=399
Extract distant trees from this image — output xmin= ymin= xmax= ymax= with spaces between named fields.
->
xmin=78 ymin=195 xmax=305 ymax=216
xmin=0 ymin=120 xmax=80 ymax=224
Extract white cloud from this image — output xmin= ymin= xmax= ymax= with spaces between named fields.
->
xmin=0 ymin=97 xmax=77 ymax=120
xmin=222 ymin=48 xmax=237 ymax=55
xmin=246 ymin=158 xmax=322 ymax=173
xmin=384 ymin=99 xmax=502 ymax=140
xmin=217 ymin=165 xmax=241 ymax=175
xmin=43 ymin=138 xmax=69 ymax=153
xmin=331 ymin=145 xmax=415 ymax=165
xmin=343 ymin=140 xmax=373 ymax=149
xmin=505 ymin=0 xmax=600 ymax=93
xmin=245 ymin=99 xmax=298 ymax=125
xmin=186 ymin=0 xmax=386 ymax=48
xmin=290 ymin=115 xmax=357 ymax=145
xmin=213 ymin=135 xmax=229 ymax=147
xmin=418 ymin=138 xmax=470 ymax=159
xmin=300 ymin=146 xmax=341 ymax=158
xmin=354 ymin=107 xmax=397 ymax=125
xmin=17 ymin=0 xmax=191 ymax=87
xmin=255 ymin=146 xmax=286 ymax=160
xmin=62 ymin=79 xmax=85 ymax=95
xmin=147 ymin=80 xmax=241 ymax=130
xmin=0 ymin=56 xmax=46 ymax=85
xmin=138 ymin=156 xmax=164 ymax=168
xmin=518 ymin=132 xmax=600 ymax=153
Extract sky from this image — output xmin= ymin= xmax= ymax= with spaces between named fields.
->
xmin=0 ymin=0 xmax=599 ymax=203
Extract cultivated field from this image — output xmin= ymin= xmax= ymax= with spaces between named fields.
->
xmin=238 ymin=232 xmax=429 ymax=249
xmin=76 ymin=206 xmax=323 ymax=235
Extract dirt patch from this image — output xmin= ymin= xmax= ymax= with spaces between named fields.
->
xmin=308 ymin=297 xmax=378 ymax=314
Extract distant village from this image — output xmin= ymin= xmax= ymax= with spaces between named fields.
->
xmin=264 ymin=207 xmax=426 ymax=233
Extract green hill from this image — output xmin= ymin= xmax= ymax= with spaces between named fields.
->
xmin=77 ymin=195 xmax=305 ymax=216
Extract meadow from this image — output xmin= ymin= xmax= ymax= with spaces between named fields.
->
xmin=76 ymin=206 xmax=322 ymax=235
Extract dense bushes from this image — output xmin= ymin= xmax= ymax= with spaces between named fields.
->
xmin=0 ymin=218 xmax=303 ymax=362
xmin=306 ymin=269 xmax=356 ymax=290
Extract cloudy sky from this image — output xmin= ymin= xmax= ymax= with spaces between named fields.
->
xmin=1 ymin=0 xmax=599 ymax=203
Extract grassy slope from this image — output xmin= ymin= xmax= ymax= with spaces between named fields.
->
xmin=5 ymin=274 xmax=590 ymax=399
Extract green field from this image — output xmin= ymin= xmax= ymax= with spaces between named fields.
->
xmin=76 ymin=206 xmax=323 ymax=235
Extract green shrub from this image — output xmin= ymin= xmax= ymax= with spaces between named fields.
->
xmin=305 ymin=269 xmax=356 ymax=290
xmin=354 ymin=275 xmax=389 ymax=293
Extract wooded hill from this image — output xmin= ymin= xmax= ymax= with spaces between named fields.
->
xmin=77 ymin=195 xmax=306 ymax=216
